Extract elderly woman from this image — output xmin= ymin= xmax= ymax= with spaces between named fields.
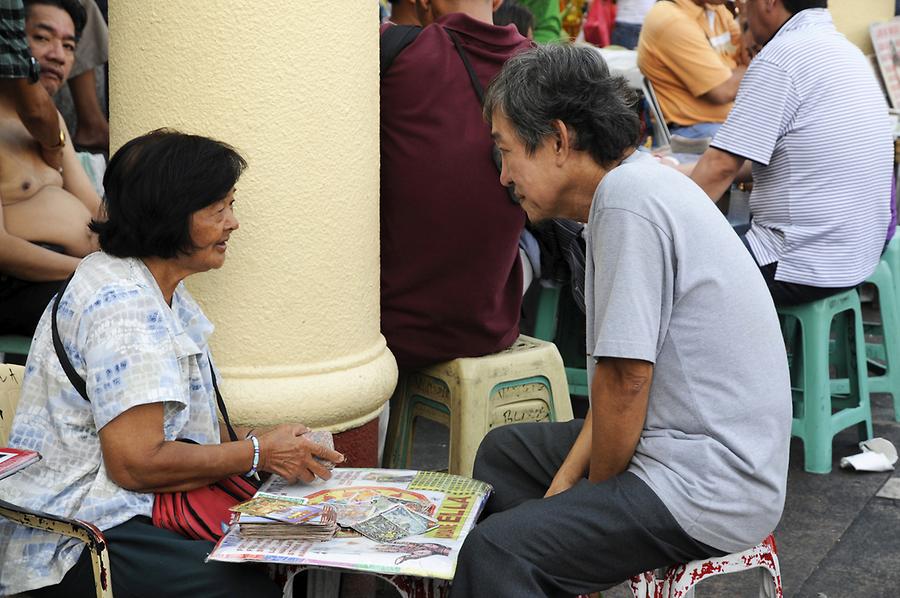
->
xmin=0 ymin=130 xmax=343 ymax=597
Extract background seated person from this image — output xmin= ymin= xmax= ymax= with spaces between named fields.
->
xmin=0 ymin=130 xmax=344 ymax=597
xmin=637 ymin=0 xmax=747 ymax=140
xmin=450 ymin=44 xmax=791 ymax=597
xmin=0 ymin=0 xmax=101 ymax=338
xmin=380 ymin=0 xmax=530 ymax=369
xmin=690 ymin=0 xmax=892 ymax=306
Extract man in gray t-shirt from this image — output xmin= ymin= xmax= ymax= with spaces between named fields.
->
xmin=450 ymin=44 xmax=791 ymax=598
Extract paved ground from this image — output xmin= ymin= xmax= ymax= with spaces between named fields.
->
xmin=393 ymin=392 xmax=900 ymax=597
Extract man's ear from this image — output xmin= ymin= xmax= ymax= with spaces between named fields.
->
xmin=415 ymin=0 xmax=433 ymax=23
xmin=551 ymin=119 xmax=572 ymax=165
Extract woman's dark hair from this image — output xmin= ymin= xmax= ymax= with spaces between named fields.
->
xmin=90 ymin=129 xmax=247 ymax=259
xmin=24 ymin=0 xmax=86 ymax=38
xmin=483 ymin=44 xmax=640 ymax=167
xmin=494 ymin=0 xmax=535 ymax=38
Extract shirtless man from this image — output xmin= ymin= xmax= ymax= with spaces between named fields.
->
xmin=0 ymin=0 xmax=100 ymax=337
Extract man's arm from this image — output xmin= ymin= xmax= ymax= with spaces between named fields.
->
xmin=0 ymin=78 xmax=64 ymax=170
xmin=588 ymin=357 xmax=652 ymax=483
xmin=700 ymin=64 xmax=746 ymax=105
xmin=0 ymin=193 xmax=80 ymax=280
xmin=57 ymin=111 xmax=102 ymax=219
xmin=689 ymin=147 xmax=745 ymax=203
xmin=545 ymin=408 xmax=592 ymax=497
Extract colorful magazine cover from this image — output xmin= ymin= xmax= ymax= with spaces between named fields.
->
xmin=207 ymin=468 xmax=492 ymax=579
xmin=0 ymin=448 xmax=40 ymax=481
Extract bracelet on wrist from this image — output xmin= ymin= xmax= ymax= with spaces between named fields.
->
xmin=245 ymin=435 xmax=260 ymax=478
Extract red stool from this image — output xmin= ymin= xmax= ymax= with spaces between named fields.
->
xmin=628 ymin=534 xmax=783 ymax=598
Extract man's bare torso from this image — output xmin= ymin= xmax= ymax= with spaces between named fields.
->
xmin=0 ymin=103 xmax=95 ymax=258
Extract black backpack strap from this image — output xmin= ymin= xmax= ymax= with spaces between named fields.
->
xmin=52 ymin=274 xmax=89 ymax=401
xmin=445 ymin=28 xmax=485 ymax=105
xmin=445 ymin=27 xmax=522 ymax=206
xmin=380 ymin=24 xmax=422 ymax=78
xmin=51 ymin=274 xmax=239 ymax=442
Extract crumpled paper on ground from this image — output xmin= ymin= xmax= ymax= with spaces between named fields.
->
xmin=839 ymin=437 xmax=898 ymax=472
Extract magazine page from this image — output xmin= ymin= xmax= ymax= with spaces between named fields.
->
xmin=0 ymin=448 xmax=40 ymax=481
xmin=207 ymin=468 xmax=492 ymax=579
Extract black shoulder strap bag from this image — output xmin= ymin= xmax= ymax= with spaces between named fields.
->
xmin=51 ymin=274 xmax=257 ymax=542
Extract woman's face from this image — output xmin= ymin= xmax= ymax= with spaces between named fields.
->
xmin=181 ymin=188 xmax=239 ymax=274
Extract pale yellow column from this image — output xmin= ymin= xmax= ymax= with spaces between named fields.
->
xmin=109 ymin=2 xmax=396 ymax=432
xmin=830 ymin=0 xmax=894 ymax=54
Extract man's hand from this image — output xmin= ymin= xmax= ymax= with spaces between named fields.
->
xmin=257 ymin=423 xmax=345 ymax=484
xmin=544 ymin=411 xmax=593 ymax=498
xmin=545 ymin=464 xmax=583 ymax=498
xmin=40 ymin=144 xmax=64 ymax=172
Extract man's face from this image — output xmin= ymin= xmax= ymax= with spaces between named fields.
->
xmin=25 ymin=4 xmax=77 ymax=96
xmin=491 ymin=110 xmax=567 ymax=224
xmin=741 ymin=0 xmax=774 ymax=47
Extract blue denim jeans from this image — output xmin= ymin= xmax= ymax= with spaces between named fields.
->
xmin=611 ymin=22 xmax=642 ymax=50
xmin=669 ymin=122 xmax=722 ymax=140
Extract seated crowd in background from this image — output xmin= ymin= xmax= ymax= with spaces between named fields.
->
xmin=0 ymin=0 xmax=104 ymax=341
xmin=691 ymin=0 xmax=893 ymax=306
xmin=638 ymin=0 xmax=748 ymax=140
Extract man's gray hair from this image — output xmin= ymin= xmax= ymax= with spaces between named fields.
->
xmin=484 ymin=44 xmax=640 ymax=166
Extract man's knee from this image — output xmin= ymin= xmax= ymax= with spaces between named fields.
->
xmin=472 ymin=424 xmax=519 ymax=479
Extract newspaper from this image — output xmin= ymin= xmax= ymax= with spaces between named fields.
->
xmin=207 ymin=468 xmax=492 ymax=579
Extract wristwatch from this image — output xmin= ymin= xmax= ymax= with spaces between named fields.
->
xmin=28 ymin=56 xmax=40 ymax=84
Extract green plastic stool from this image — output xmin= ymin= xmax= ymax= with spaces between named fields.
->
xmin=532 ymin=284 xmax=590 ymax=397
xmin=862 ymin=257 xmax=900 ymax=421
xmin=778 ymin=289 xmax=873 ymax=474
xmin=882 ymin=229 xmax=900 ymax=298
xmin=0 ymin=335 xmax=31 ymax=358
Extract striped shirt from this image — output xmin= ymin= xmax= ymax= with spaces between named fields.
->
xmin=712 ymin=9 xmax=892 ymax=287
xmin=0 ymin=0 xmax=30 ymax=79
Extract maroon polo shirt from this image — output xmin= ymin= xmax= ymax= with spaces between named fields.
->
xmin=380 ymin=13 xmax=530 ymax=369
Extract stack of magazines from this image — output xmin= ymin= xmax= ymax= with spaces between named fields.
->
xmin=231 ymin=492 xmax=338 ymax=540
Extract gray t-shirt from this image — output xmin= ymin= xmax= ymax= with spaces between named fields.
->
xmin=585 ymin=151 xmax=791 ymax=552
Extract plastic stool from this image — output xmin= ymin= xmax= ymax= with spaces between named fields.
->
xmin=778 ymin=289 xmax=873 ymax=474
xmin=862 ymin=258 xmax=900 ymax=421
xmin=0 ymin=335 xmax=31 ymax=358
xmin=630 ymin=534 xmax=782 ymax=598
xmin=882 ymin=229 xmax=900 ymax=298
xmin=531 ymin=284 xmax=590 ymax=397
xmin=383 ymin=335 xmax=574 ymax=477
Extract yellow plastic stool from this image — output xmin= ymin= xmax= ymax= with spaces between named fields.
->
xmin=383 ymin=335 xmax=574 ymax=477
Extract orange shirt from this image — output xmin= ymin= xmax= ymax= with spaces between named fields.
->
xmin=637 ymin=0 xmax=744 ymax=126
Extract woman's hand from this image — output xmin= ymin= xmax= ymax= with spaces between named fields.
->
xmin=256 ymin=424 xmax=345 ymax=484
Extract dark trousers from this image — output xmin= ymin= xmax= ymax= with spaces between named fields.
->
xmin=734 ymin=225 xmax=853 ymax=306
xmin=30 ymin=516 xmax=281 ymax=598
xmin=450 ymin=422 xmax=725 ymax=598
xmin=0 ymin=278 xmax=58 ymax=336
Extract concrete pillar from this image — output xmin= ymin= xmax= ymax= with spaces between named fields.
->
xmin=829 ymin=0 xmax=894 ymax=54
xmin=109 ymin=2 xmax=396 ymax=463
